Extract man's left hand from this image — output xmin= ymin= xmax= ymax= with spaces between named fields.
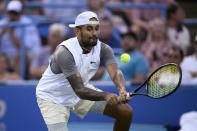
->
xmin=119 ymin=89 xmax=131 ymax=104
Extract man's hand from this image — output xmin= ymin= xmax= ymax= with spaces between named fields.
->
xmin=119 ymin=89 xmax=131 ymax=104
xmin=104 ymin=93 xmax=119 ymax=105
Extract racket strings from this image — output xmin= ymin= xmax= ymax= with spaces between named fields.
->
xmin=148 ymin=65 xmax=180 ymax=98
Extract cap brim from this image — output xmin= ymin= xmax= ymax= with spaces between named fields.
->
xmin=7 ymin=10 xmax=21 ymax=13
xmin=68 ymin=24 xmax=76 ymax=28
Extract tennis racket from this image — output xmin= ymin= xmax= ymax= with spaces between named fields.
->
xmin=127 ymin=63 xmax=182 ymax=99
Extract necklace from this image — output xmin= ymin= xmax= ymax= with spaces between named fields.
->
xmin=81 ymin=46 xmax=91 ymax=53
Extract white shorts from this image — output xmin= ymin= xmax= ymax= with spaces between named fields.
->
xmin=37 ymin=85 xmax=107 ymax=125
xmin=37 ymin=97 xmax=107 ymax=124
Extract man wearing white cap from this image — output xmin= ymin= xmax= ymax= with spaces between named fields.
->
xmin=0 ymin=0 xmax=41 ymax=68
xmin=36 ymin=11 xmax=132 ymax=131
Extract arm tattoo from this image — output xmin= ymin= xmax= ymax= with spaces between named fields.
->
xmin=112 ymin=70 xmax=126 ymax=91
xmin=67 ymin=73 xmax=109 ymax=101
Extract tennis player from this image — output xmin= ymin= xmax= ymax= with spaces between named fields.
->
xmin=36 ymin=11 xmax=132 ymax=131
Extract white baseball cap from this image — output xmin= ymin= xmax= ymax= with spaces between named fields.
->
xmin=69 ymin=11 xmax=99 ymax=28
xmin=7 ymin=0 xmax=22 ymax=13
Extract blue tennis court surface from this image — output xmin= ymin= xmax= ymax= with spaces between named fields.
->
xmin=68 ymin=122 xmax=167 ymax=131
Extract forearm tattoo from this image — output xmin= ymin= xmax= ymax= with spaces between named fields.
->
xmin=112 ymin=70 xmax=126 ymax=91
xmin=67 ymin=74 xmax=109 ymax=101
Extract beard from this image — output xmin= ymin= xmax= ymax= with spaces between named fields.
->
xmin=81 ymin=33 xmax=98 ymax=48
xmin=89 ymin=36 xmax=97 ymax=46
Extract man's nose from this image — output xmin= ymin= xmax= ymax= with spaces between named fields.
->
xmin=92 ymin=29 xmax=98 ymax=36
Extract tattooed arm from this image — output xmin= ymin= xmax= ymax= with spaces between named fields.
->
xmin=99 ymin=43 xmax=131 ymax=103
xmin=106 ymin=63 xmax=131 ymax=103
xmin=67 ymin=73 xmax=119 ymax=105
xmin=67 ymin=73 xmax=107 ymax=101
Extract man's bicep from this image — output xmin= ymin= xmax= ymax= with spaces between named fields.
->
xmin=100 ymin=43 xmax=117 ymax=66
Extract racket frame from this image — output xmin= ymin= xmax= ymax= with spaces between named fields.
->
xmin=127 ymin=63 xmax=182 ymax=99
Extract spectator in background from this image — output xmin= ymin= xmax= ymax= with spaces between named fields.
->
xmin=0 ymin=0 xmax=5 ymax=19
xmin=100 ymin=16 xmax=121 ymax=48
xmin=166 ymin=45 xmax=184 ymax=65
xmin=141 ymin=17 xmax=173 ymax=74
xmin=86 ymin=0 xmax=112 ymax=19
xmin=130 ymin=0 xmax=161 ymax=30
xmin=167 ymin=3 xmax=190 ymax=55
xmin=180 ymin=35 xmax=197 ymax=84
xmin=102 ymin=31 xmax=149 ymax=84
xmin=43 ymin=0 xmax=86 ymax=20
xmin=179 ymin=111 xmax=197 ymax=131
xmin=30 ymin=23 xmax=67 ymax=79
xmin=128 ymin=0 xmax=175 ymax=44
xmin=0 ymin=0 xmax=41 ymax=70
xmin=107 ymin=0 xmax=131 ymax=34
xmin=129 ymin=0 xmax=174 ymax=30
xmin=0 ymin=53 xmax=22 ymax=83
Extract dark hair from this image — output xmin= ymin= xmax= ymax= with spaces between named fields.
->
xmin=167 ymin=3 xmax=184 ymax=32
xmin=167 ymin=3 xmax=180 ymax=20
xmin=121 ymin=31 xmax=138 ymax=41
xmin=170 ymin=45 xmax=184 ymax=60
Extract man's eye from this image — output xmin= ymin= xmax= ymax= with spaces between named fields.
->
xmin=87 ymin=27 xmax=92 ymax=31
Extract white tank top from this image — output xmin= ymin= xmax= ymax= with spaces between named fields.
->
xmin=36 ymin=37 xmax=101 ymax=106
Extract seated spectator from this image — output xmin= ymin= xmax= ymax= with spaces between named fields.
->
xmin=129 ymin=0 xmax=175 ymax=30
xmin=30 ymin=23 xmax=67 ymax=79
xmin=167 ymin=3 xmax=190 ymax=55
xmin=165 ymin=45 xmax=184 ymax=65
xmin=86 ymin=0 xmax=112 ymax=19
xmin=141 ymin=17 xmax=173 ymax=74
xmin=99 ymin=16 xmax=121 ymax=48
xmin=179 ymin=111 xmax=197 ymax=131
xmin=102 ymin=31 xmax=149 ymax=84
xmin=0 ymin=0 xmax=5 ymax=19
xmin=128 ymin=0 xmax=175 ymax=44
xmin=180 ymin=36 xmax=197 ymax=84
xmin=0 ymin=0 xmax=41 ymax=69
xmin=107 ymin=0 xmax=131 ymax=34
xmin=0 ymin=53 xmax=22 ymax=83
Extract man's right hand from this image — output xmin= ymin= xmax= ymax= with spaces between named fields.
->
xmin=104 ymin=93 xmax=119 ymax=105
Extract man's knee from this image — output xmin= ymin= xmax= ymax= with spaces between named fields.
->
xmin=117 ymin=104 xmax=133 ymax=119
xmin=104 ymin=104 xmax=133 ymax=120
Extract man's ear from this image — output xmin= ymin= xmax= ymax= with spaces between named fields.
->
xmin=74 ymin=28 xmax=80 ymax=36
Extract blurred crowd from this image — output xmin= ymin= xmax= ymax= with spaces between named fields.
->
xmin=0 ymin=0 xmax=197 ymax=84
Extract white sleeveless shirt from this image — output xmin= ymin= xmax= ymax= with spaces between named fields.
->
xmin=36 ymin=37 xmax=101 ymax=106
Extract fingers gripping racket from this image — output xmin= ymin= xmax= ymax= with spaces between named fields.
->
xmin=127 ymin=63 xmax=182 ymax=99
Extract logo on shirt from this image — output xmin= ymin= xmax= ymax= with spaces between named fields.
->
xmin=90 ymin=61 xmax=96 ymax=64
